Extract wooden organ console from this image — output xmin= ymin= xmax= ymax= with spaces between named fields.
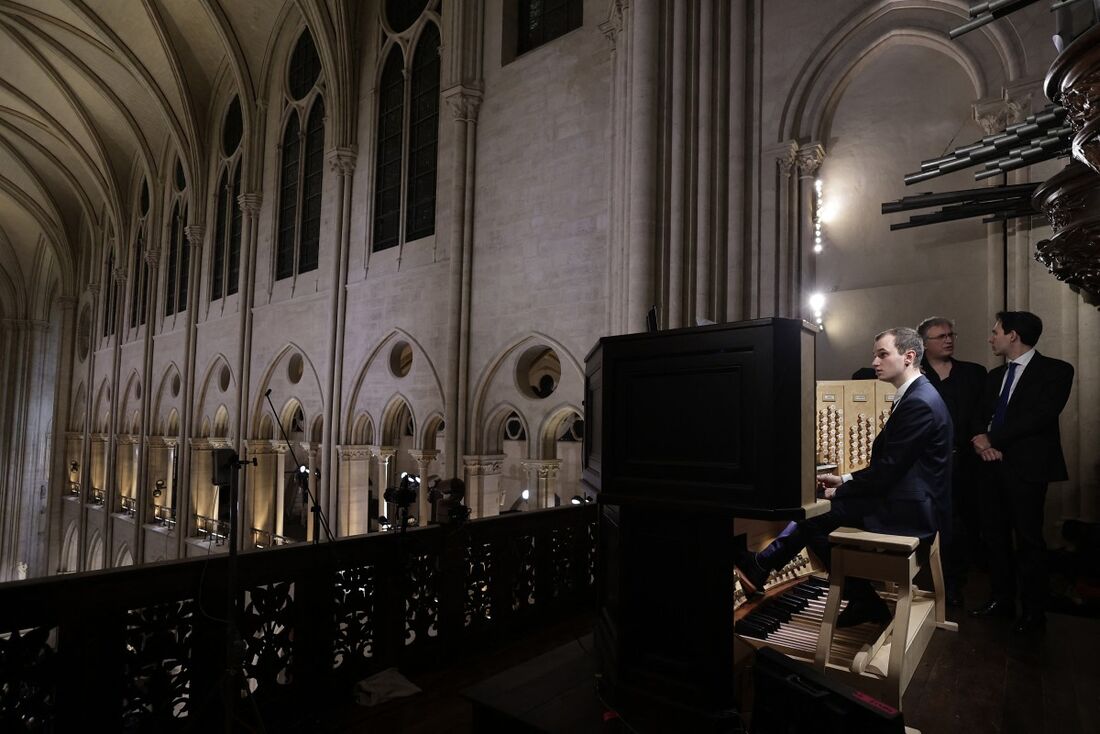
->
xmin=584 ymin=319 xmax=955 ymax=732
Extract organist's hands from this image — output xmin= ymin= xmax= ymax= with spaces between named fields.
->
xmin=817 ymin=473 xmax=843 ymax=499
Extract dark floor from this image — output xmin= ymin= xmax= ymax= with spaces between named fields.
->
xmin=325 ymin=576 xmax=1100 ymax=734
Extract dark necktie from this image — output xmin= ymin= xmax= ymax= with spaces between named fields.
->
xmin=991 ymin=361 xmax=1019 ymax=429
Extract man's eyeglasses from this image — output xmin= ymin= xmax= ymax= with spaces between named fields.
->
xmin=925 ymin=332 xmax=957 ymax=341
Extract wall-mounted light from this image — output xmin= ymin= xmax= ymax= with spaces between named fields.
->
xmin=813 ymin=179 xmax=825 ymax=254
xmin=809 ymin=292 xmax=826 ymax=328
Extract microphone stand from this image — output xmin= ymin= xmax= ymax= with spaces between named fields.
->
xmin=263 ymin=389 xmax=335 ymax=543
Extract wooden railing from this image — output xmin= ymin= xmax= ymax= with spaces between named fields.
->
xmin=0 ymin=503 xmax=597 ymax=732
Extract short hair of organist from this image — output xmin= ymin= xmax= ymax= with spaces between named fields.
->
xmin=916 ymin=316 xmax=954 ymax=339
xmin=874 ymin=326 xmax=924 ymax=363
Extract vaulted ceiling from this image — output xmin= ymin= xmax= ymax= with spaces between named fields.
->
xmin=0 ymin=0 xmax=305 ymax=317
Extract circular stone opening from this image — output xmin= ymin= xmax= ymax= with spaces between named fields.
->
xmin=389 ymin=341 xmax=413 ymax=378
xmin=218 ymin=365 xmax=231 ymax=392
xmin=516 ymin=346 xmax=561 ymax=399
xmin=287 ymin=353 xmax=304 ymax=384
xmin=171 ymin=374 xmax=181 ymax=397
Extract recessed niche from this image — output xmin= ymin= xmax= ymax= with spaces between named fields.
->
xmin=218 ymin=365 xmax=231 ymax=392
xmin=77 ymin=306 xmax=91 ymax=361
xmin=170 ymin=374 xmax=181 ymax=397
xmin=516 ymin=346 xmax=561 ymax=399
xmin=390 ymin=341 xmax=413 ymax=378
xmin=287 ymin=353 xmax=304 ymax=384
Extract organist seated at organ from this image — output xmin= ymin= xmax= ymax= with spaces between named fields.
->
xmin=735 ymin=327 xmax=953 ymax=627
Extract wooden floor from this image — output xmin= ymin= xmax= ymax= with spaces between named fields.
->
xmin=323 ymin=580 xmax=1100 ymax=733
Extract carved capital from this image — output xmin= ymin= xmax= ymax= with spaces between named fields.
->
xmin=87 ymin=282 xmax=101 ymax=296
xmin=375 ymin=446 xmax=397 ymax=462
xmin=338 ymin=445 xmax=374 ymax=461
xmin=442 ymin=85 xmax=483 ymax=123
xmin=772 ymin=142 xmax=799 ymax=176
xmin=184 ymin=225 xmax=205 ymax=249
xmin=521 ymin=459 xmax=562 ymax=479
xmin=56 ymin=296 xmax=79 ymax=310
xmin=143 ymin=247 xmax=160 ymax=267
xmin=796 ymin=143 xmax=826 ymax=179
xmin=327 ymin=146 xmax=358 ymax=175
xmin=973 ymin=89 xmax=1030 ymax=136
xmin=600 ymin=0 xmax=626 ymax=47
xmin=112 ymin=267 xmax=127 ymax=284
xmin=463 ymin=454 xmax=506 ymax=476
xmin=238 ymin=192 xmax=263 ymax=216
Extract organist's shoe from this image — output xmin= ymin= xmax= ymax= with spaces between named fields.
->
xmin=836 ymin=597 xmax=891 ymax=628
xmin=733 ymin=551 xmax=769 ymax=596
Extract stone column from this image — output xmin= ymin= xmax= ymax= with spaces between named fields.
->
xmin=0 ymin=319 xmax=34 ymax=580
xmin=521 ymin=459 xmax=562 ymax=509
xmin=337 ymin=445 xmax=373 ymax=536
xmin=441 ymin=87 xmax=483 ymax=479
xmin=45 ymin=295 xmax=78 ymax=576
xmin=462 ymin=454 xmax=506 ymax=518
xmin=374 ymin=446 xmax=396 ymax=525
xmin=134 ymin=248 xmax=158 ymax=565
xmin=323 ymin=148 xmax=357 ymax=538
xmin=102 ymin=266 xmax=126 ymax=566
xmin=235 ymin=193 xmax=262 ymax=465
xmin=408 ymin=449 xmax=439 ymax=524
xmin=77 ymin=282 xmax=100 ymax=571
xmin=176 ymin=225 xmax=203 ymax=558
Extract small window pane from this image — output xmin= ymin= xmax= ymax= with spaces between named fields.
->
xmin=406 ymin=24 xmax=440 ymax=242
xmin=373 ymin=47 xmax=405 ymax=252
xmin=276 ymin=113 xmax=301 ymax=280
xmin=211 ymin=169 xmax=228 ymax=301
xmin=228 ymin=171 xmax=242 ymax=296
xmin=178 ymin=204 xmax=190 ymax=312
xmin=175 ymin=160 xmax=186 ymax=191
xmin=288 ymin=30 xmax=321 ymax=101
xmin=104 ymin=249 xmax=116 ymax=337
xmin=385 ymin=0 xmax=428 ymax=33
xmin=223 ymin=97 xmax=243 ymax=156
xmin=165 ymin=203 xmax=180 ymax=316
xmin=518 ymin=0 xmax=581 ymax=55
xmin=299 ymin=97 xmax=325 ymax=274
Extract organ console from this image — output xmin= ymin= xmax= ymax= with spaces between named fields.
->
xmin=584 ymin=318 xmax=955 ymax=732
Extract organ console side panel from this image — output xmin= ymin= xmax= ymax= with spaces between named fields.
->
xmin=584 ymin=318 xmax=828 ymax=731
xmin=814 ymin=380 xmax=897 ymax=475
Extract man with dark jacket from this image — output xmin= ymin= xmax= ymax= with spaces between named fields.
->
xmin=736 ymin=327 xmax=953 ymax=627
xmin=918 ymin=316 xmax=987 ymax=606
xmin=969 ymin=311 xmax=1074 ymax=634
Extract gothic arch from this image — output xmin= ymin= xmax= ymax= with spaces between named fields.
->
xmin=70 ymin=381 xmax=86 ymax=432
xmin=119 ymin=369 xmax=142 ymax=434
xmin=350 ymin=412 xmax=375 ymax=445
xmin=419 ymin=413 xmax=445 ymax=452
xmin=87 ymin=530 xmax=104 ymax=571
xmin=482 ymin=403 xmax=531 ymax=457
xmin=468 ymin=332 xmax=585 ymax=456
xmin=778 ymin=0 xmax=1028 ymax=144
xmin=92 ymin=378 xmax=111 ymax=434
xmin=538 ymin=405 xmax=584 ymax=460
xmin=344 ymin=328 xmax=444 ymax=444
xmin=196 ymin=354 xmax=236 ymax=440
xmin=151 ymin=363 xmax=182 ymax=437
xmin=59 ymin=521 xmax=79 ymax=573
xmin=379 ymin=394 xmax=415 ymax=447
xmin=251 ymin=342 xmax=325 ymax=437
xmin=114 ymin=543 xmax=134 ymax=568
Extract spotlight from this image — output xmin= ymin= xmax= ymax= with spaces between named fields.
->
xmin=153 ymin=479 xmax=166 ymax=498
xmin=809 ymin=292 xmax=826 ymax=312
xmin=69 ymin=461 xmax=79 ymax=473
xmin=521 ymin=489 xmax=530 ymax=501
xmin=571 ymin=495 xmax=583 ymax=505
xmin=298 ymin=465 xmax=308 ymax=474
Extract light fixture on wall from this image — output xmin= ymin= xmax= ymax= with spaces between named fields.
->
xmin=153 ymin=479 xmax=166 ymax=498
xmin=809 ymin=292 xmax=826 ymax=328
xmin=813 ymin=179 xmax=825 ymax=254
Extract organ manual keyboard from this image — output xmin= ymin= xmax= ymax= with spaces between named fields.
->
xmin=584 ymin=318 xmax=955 ymax=733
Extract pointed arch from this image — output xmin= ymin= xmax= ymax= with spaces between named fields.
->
xmin=251 ymin=342 xmax=325 ymax=437
xmin=152 ymin=362 xmax=182 ymax=436
xmin=538 ymin=405 xmax=584 ymax=460
xmin=351 ymin=412 xmax=375 ymax=445
xmin=483 ymin=403 xmax=531 ymax=457
xmin=380 ymin=394 xmax=415 ymax=447
xmin=419 ymin=412 xmax=445 ymax=452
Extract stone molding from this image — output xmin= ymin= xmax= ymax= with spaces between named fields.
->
xmin=238 ymin=192 xmax=263 ymax=215
xmin=327 ymin=147 xmax=358 ymax=175
xmin=796 ymin=143 xmax=826 ymax=179
xmin=463 ymin=454 xmax=506 ymax=475
xmin=337 ymin=445 xmax=373 ymax=460
xmin=184 ymin=225 xmax=205 ymax=249
xmin=442 ymin=85 xmax=483 ymax=123
xmin=521 ymin=459 xmax=562 ymax=478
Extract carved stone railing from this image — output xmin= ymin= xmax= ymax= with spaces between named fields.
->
xmin=0 ymin=504 xmax=597 ymax=731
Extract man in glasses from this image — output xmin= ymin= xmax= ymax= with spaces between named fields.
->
xmin=917 ymin=317 xmax=987 ymax=608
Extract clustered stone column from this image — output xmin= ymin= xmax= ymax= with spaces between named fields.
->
xmin=521 ymin=459 xmax=562 ymax=509
xmin=407 ymin=449 xmax=439 ymax=523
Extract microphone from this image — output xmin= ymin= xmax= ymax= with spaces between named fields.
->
xmin=265 ymin=388 xmax=272 ymax=397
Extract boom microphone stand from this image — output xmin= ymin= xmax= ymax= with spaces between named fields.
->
xmin=262 ymin=389 xmax=335 ymax=543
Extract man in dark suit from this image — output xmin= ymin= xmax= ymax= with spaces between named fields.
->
xmin=736 ymin=327 xmax=953 ymax=627
xmin=968 ymin=311 xmax=1074 ymax=634
xmin=917 ymin=316 xmax=987 ymax=607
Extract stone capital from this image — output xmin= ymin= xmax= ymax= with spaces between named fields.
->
xmin=112 ymin=267 xmax=127 ymax=284
xmin=56 ymin=295 xmax=79 ymax=310
xmin=87 ymin=282 xmax=101 ymax=296
xmin=973 ymin=89 xmax=1030 ymax=136
xmin=442 ymin=85 xmax=483 ymax=123
xmin=374 ymin=446 xmax=397 ymax=461
xmin=327 ymin=146 xmax=358 ymax=175
xmin=184 ymin=225 xmax=205 ymax=249
xmin=768 ymin=141 xmax=799 ymax=176
xmin=144 ymin=247 xmax=160 ymax=267
xmin=521 ymin=458 xmax=562 ymax=479
xmin=408 ymin=449 xmax=440 ymax=464
xmin=796 ymin=143 xmax=826 ymax=179
xmin=238 ymin=192 xmax=263 ymax=216
xmin=463 ymin=454 xmax=506 ymax=476
xmin=338 ymin=445 xmax=374 ymax=461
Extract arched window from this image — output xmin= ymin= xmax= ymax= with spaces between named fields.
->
xmin=275 ymin=29 xmax=325 ymax=282
xmin=372 ymin=10 xmax=441 ymax=252
xmin=103 ymin=247 xmax=117 ymax=338
xmin=211 ymin=97 xmax=243 ymax=301
xmin=129 ymin=179 xmax=150 ymax=328
xmin=164 ymin=159 xmax=190 ymax=317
